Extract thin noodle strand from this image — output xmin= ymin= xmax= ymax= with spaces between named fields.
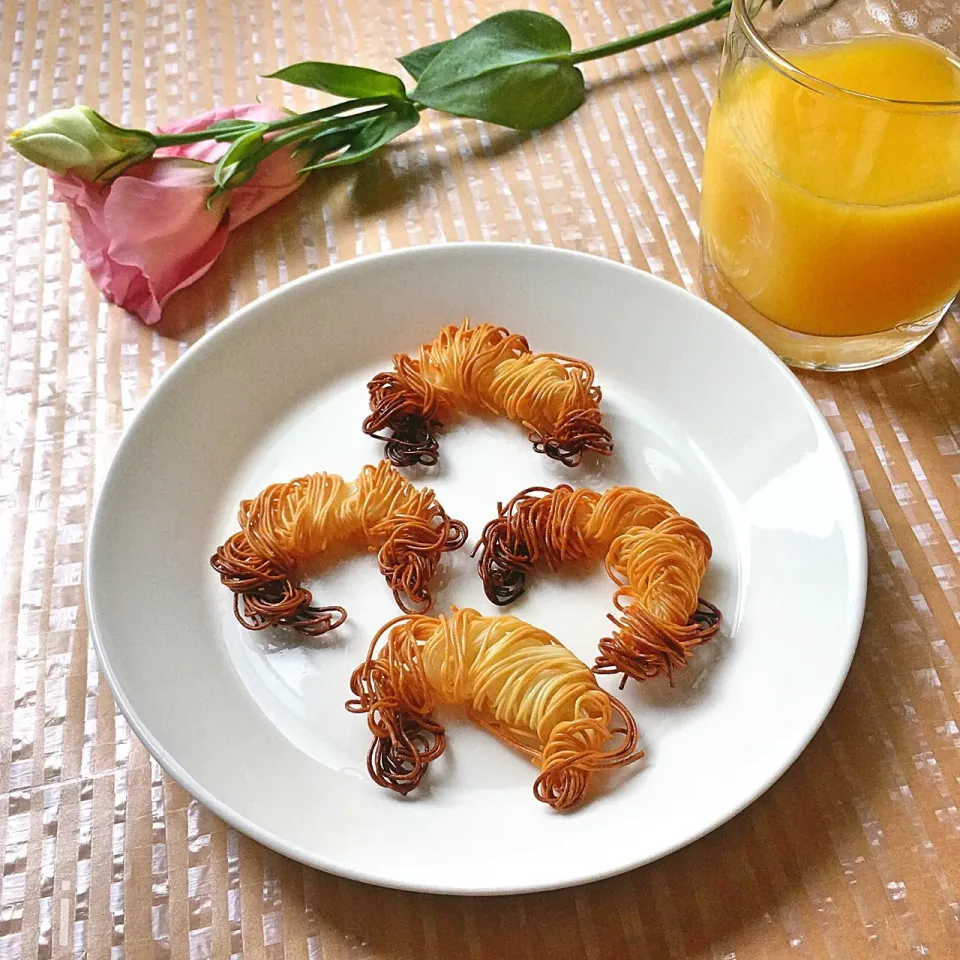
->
xmin=474 ymin=485 xmax=721 ymax=685
xmin=347 ymin=608 xmax=643 ymax=809
xmin=211 ymin=462 xmax=467 ymax=634
xmin=363 ymin=321 xmax=613 ymax=467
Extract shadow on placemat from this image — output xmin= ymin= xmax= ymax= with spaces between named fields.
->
xmin=153 ymin=172 xmax=352 ymax=343
xmin=152 ymin=125 xmax=530 ymax=344
xmin=801 ymin=312 xmax=960 ymax=448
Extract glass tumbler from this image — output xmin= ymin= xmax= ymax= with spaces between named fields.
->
xmin=700 ymin=0 xmax=960 ymax=370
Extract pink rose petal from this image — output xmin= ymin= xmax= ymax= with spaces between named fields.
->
xmin=54 ymin=159 xmax=229 ymax=325
xmin=54 ymin=105 xmax=307 ymax=324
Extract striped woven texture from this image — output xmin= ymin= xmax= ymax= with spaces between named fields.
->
xmin=2 ymin=0 xmax=959 ymax=956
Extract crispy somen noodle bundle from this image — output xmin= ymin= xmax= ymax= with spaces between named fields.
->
xmin=211 ymin=461 xmax=467 ymax=635
xmin=347 ymin=608 xmax=643 ymax=809
xmin=474 ymin=485 xmax=721 ymax=685
xmin=363 ymin=321 xmax=614 ymax=467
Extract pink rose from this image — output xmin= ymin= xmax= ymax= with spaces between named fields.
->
xmin=52 ymin=105 xmax=304 ymax=325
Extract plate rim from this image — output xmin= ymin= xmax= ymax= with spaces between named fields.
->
xmin=84 ymin=241 xmax=867 ymax=895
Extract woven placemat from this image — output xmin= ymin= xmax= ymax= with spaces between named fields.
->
xmin=1 ymin=0 xmax=958 ymax=956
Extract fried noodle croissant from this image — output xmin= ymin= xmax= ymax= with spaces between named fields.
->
xmin=211 ymin=461 xmax=466 ymax=635
xmin=347 ymin=608 xmax=643 ymax=809
xmin=474 ymin=485 xmax=721 ymax=685
xmin=363 ymin=321 xmax=614 ymax=467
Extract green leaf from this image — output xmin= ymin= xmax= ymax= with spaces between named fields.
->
xmin=213 ymin=123 xmax=269 ymax=187
xmin=398 ymin=41 xmax=450 ymax=81
xmin=411 ymin=11 xmax=585 ymax=130
xmin=294 ymin=113 xmax=377 ymax=150
xmin=299 ymin=102 xmax=419 ymax=171
xmin=295 ymin=126 xmax=362 ymax=165
xmin=265 ymin=62 xmax=406 ymax=99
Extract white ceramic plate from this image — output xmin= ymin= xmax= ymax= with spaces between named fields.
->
xmin=86 ymin=243 xmax=865 ymax=895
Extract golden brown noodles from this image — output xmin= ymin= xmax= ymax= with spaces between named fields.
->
xmin=474 ymin=485 xmax=721 ymax=685
xmin=211 ymin=461 xmax=466 ymax=635
xmin=347 ymin=607 xmax=643 ymax=810
xmin=363 ymin=321 xmax=613 ymax=467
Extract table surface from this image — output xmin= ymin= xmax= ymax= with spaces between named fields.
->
xmin=3 ymin=0 xmax=960 ymax=957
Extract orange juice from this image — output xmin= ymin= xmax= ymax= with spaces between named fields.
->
xmin=701 ymin=34 xmax=960 ymax=337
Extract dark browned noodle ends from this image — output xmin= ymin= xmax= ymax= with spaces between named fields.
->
xmin=211 ymin=462 xmax=467 ymax=635
xmin=474 ymin=485 xmax=721 ymax=685
xmin=595 ymin=598 xmax=723 ymax=689
xmin=363 ymin=321 xmax=613 ymax=467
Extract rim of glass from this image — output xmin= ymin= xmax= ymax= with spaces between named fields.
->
xmin=731 ymin=0 xmax=960 ymax=112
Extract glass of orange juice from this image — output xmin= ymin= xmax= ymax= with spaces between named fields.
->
xmin=700 ymin=0 xmax=960 ymax=370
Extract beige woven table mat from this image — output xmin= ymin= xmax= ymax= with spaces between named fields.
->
xmin=3 ymin=0 xmax=960 ymax=956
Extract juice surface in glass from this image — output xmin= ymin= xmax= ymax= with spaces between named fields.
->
xmin=701 ymin=34 xmax=960 ymax=338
